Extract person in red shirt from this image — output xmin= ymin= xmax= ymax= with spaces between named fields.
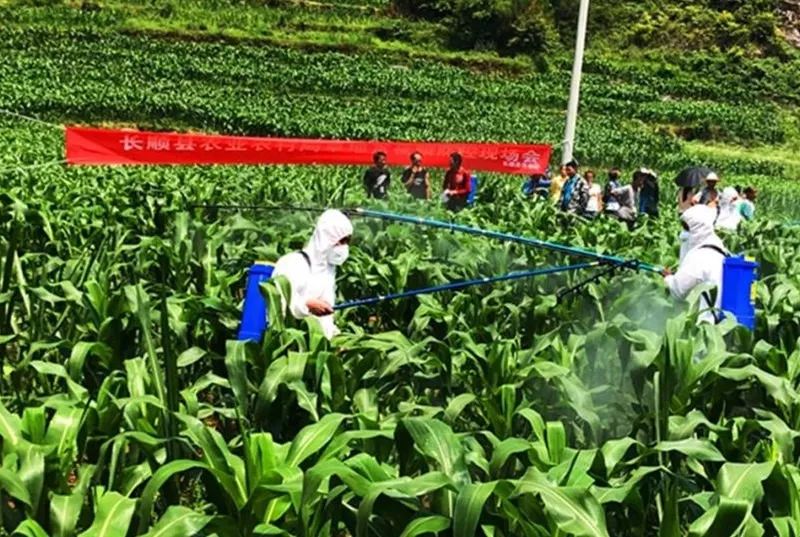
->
xmin=442 ymin=152 xmax=471 ymax=211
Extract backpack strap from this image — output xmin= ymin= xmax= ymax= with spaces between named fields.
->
xmin=698 ymin=244 xmax=729 ymax=324
xmin=699 ymin=244 xmax=730 ymax=258
xmin=297 ymin=250 xmax=311 ymax=267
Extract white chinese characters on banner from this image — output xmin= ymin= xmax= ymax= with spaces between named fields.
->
xmin=502 ymin=151 xmax=521 ymax=168
xmin=224 ymin=141 xmax=247 ymax=152
xmin=201 ymin=141 xmax=223 ymax=151
xmin=480 ymin=149 xmax=498 ymax=160
xmin=174 ymin=139 xmax=197 ymax=151
xmin=521 ymin=151 xmax=541 ymax=168
xmin=120 ymin=135 xmax=144 ymax=151
xmin=146 ymin=136 xmax=171 ymax=151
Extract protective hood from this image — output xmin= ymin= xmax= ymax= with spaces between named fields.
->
xmin=682 ymin=205 xmax=725 ymax=253
xmin=716 ymin=187 xmax=742 ymax=230
xmin=305 ymin=209 xmax=353 ymax=270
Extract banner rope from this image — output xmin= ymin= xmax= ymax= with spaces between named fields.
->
xmin=0 ymin=109 xmax=64 ymax=131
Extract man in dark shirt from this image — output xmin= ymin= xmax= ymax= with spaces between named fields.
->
xmin=402 ymin=152 xmax=431 ymax=200
xmin=363 ymin=151 xmax=391 ymax=199
xmin=442 ymin=152 xmax=471 ymax=211
xmin=559 ymin=159 xmax=589 ymax=215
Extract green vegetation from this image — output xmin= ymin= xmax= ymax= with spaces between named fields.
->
xmin=1 ymin=0 xmax=800 ymax=535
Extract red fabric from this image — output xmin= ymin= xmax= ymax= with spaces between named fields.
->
xmin=65 ymin=127 xmax=551 ymax=175
xmin=443 ymin=167 xmax=472 ymax=197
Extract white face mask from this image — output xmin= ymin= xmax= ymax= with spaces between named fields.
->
xmin=327 ymin=244 xmax=349 ymax=266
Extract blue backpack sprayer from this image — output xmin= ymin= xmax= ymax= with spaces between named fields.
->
xmin=236 ymin=207 xmax=759 ymax=342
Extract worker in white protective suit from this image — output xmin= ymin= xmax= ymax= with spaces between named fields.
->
xmin=271 ymin=209 xmax=353 ymax=339
xmin=664 ymin=205 xmax=728 ymax=325
xmin=715 ymin=187 xmax=743 ymax=231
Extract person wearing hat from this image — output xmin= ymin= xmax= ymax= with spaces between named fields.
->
xmin=559 ymin=159 xmax=589 ymax=215
xmin=693 ymin=172 xmax=721 ymax=208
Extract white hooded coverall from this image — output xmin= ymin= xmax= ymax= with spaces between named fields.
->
xmin=716 ymin=187 xmax=743 ymax=231
xmin=665 ymin=205 xmax=728 ymax=325
xmin=272 ymin=209 xmax=353 ymax=339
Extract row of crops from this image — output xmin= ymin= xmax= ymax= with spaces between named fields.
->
xmin=0 ymin=22 xmax=796 ymax=175
xmin=1 ymin=115 xmax=800 ymax=536
xmin=1 ymin=4 xmax=800 ymax=536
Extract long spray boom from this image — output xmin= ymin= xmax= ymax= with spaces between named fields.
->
xmin=349 ymin=208 xmax=664 ymax=274
xmin=335 ymin=262 xmax=599 ymax=310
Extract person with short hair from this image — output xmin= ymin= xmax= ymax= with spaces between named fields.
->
xmin=442 ymin=152 xmax=471 ymax=211
xmin=559 ymin=160 xmax=589 ymax=215
xmin=603 ymin=168 xmax=622 ymax=212
xmin=739 ymin=187 xmax=757 ymax=221
xmin=402 ymin=152 xmax=431 ymax=200
xmin=550 ymin=165 xmax=568 ymax=204
xmin=606 ymin=173 xmax=645 ymax=226
xmin=636 ymin=168 xmax=659 ymax=217
xmin=363 ymin=151 xmax=391 ymax=199
xmin=584 ymin=170 xmax=603 ymax=218
xmin=523 ymin=171 xmax=552 ymax=199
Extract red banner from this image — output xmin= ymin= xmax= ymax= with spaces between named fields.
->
xmin=66 ymin=127 xmax=551 ymax=175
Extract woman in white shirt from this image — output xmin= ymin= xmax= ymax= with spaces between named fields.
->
xmin=584 ymin=170 xmax=603 ymax=218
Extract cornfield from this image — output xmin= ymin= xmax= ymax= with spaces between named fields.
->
xmin=1 ymin=2 xmax=800 ymax=536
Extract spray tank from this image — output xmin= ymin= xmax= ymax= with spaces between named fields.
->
xmin=721 ymin=255 xmax=758 ymax=330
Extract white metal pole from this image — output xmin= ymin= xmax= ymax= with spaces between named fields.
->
xmin=562 ymin=0 xmax=590 ymax=165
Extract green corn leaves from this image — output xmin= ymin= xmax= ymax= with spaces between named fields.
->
xmin=0 ymin=10 xmax=800 ymax=536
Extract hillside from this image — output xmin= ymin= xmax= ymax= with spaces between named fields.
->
xmin=3 ymin=0 xmax=800 ymax=183
xmin=3 ymin=3 xmax=800 ymax=537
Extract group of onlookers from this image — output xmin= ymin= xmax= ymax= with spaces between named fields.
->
xmin=681 ymin=173 xmax=757 ymax=231
xmin=523 ymin=160 xmax=660 ymax=227
xmin=364 ymin=152 xmax=758 ymax=227
xmin=524 ymin=161 xmax=757 ymax=231
xmin=363 ymin=151 xmax=474 ymax=212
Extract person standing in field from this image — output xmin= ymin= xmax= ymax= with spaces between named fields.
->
xmin=559 ymin=160 xmax=589 ymax=215
xmin=663 ymin=205 xmax=728 ymax=325
xmin=603 ymin=168 xmax=623 ymax=214
xmin=694 ymin=172 xmax=721 ymax=208
xmin=606 ymin=173 xmax=645 ymax=227
xmin=523 ymin=172 xmax=552 ymax=199
xmin=677 ymin=180 xmax=701 ymax=262
xmin=584 ymin=169 xmax=603 ymax=218
xmin=272 ymin=209 xmax=353 ymax=340
xmin=442 ymin=152 xmax=471 ymax=211
xmin=636 ymin=168 xmax=660 ymax=217
xmin=550 ymin=165 xmax=568 ymax=204
xmin=716 ymin=187 xmax=743 ymax=231
xmin=402 ymin=152 xmax=431 ymax=200
xmin=363 ymin=151 xmax=391 ymax=199
xmin=739 ymin=187 xmax=757 ymax=221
